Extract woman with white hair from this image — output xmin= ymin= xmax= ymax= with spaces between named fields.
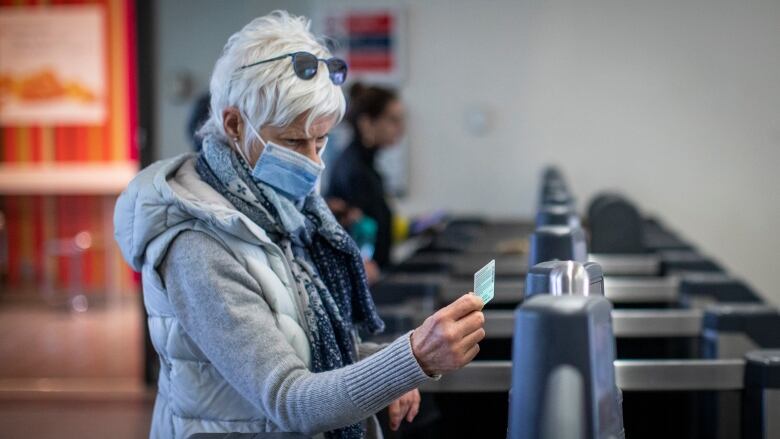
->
xmin=114 ymin=11 xmax=485 ymax=439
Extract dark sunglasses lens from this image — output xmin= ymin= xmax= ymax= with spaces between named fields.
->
xmin=292 ymin=52 xmax=318 ymax=79
xmin=326 ymin=59 xmax=348 ymax=85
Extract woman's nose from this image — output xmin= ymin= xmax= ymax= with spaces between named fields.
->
xmin=303 ymin=140 xmax=322 ymax=164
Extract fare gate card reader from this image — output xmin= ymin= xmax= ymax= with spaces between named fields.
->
xmin=508 ymin=294 xmax=624 ymax=439
xmin=509 ymin=261 xmax=624 ymax=439
xmin=525 ymin=260 xmax=605 ymax=299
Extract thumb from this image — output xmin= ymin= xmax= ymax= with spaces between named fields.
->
xmin=443 ymin=293 xmax=484 ymax=320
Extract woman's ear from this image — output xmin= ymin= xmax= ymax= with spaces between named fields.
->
xmin=222 ymin=107 xmax=243 ymax=142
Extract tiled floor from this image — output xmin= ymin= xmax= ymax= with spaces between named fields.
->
xmin=0 ymin=399 xmax=153 ymax=438
xmin=0 ymin=296 xmax=144 ymax=378
xmin=0 ymin=296 xmax=154 ymax=437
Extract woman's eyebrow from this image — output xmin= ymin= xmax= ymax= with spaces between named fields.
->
xmin=282 ymin=131 xmax=328 ymax=139
xmin=279 ymin=130 xmax=307 ymax=138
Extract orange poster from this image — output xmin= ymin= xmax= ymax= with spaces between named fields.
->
xmin=0 ymin=5 xmax=107 ymax=125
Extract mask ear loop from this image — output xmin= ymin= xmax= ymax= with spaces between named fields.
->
xmin=241 ymin=110 xmax=267 ymax=147
xmin=234 ymin=109 xmax=267 ymax=166
xmin=232 ymin=137 xmax=253 ymax=165
xmin=318 ymin=136 xmax=329 ymax=159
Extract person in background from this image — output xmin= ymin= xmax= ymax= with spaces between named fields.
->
xmin=326 ymin=83 xmax=405 ymax=269
xmin=114 ymin=11 xmax=484 ymax=438
xmin=187 ymin=92 xmax=211 ymax=152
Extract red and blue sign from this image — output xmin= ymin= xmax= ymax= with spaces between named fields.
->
xmin=345 ymin=12 xmax=394 ymax=73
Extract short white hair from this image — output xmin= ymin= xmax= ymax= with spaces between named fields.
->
xmin=201 ymin=10 xmax=346 ymax=145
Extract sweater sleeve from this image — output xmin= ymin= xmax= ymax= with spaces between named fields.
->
xmin=160 ymin=230 xmax=431 ymax=435
xmin=357 ymin=341 xmax=387 ymax=360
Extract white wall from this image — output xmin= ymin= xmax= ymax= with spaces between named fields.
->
xmin=154 ymin=0 xmax=780 ymax=304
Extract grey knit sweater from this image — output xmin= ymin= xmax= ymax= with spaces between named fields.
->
xmin=160 ymin=229 xmax=432 ymax=436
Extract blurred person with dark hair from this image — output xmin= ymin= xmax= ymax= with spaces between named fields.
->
xmin=326 ymin=83 xmax=404 ymax=269
xmin=187 ymin=92 xmax=211 ymax=152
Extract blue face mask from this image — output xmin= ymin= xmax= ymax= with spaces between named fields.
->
xmin=242 ymin=114 xmax=327 ymax=201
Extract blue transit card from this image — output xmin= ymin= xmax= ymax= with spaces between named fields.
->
xmin=474 ymin=259 xmax=496 ymax=305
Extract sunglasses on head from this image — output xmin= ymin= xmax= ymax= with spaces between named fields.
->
xmin=237 ymin=51 xmax=348 ymax=85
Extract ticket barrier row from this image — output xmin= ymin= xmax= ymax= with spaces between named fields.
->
xmin=376 ymin=228 xmax=760 ymax=316
xmin=416 ymin=170 xmax=720 ymax=283
xmin=406 ymin=168 xmax=726 ymax=285
xmin=386 ymin=208 xmax=749 ymax=314
xmin=375 ymin=171 xmax=764 ymax=341
xmin=525 ymin=171 xmax=777 ymax=438
xmin=367 ymin=167 xmax=777 ymax=438
xmin=418 ymin=260 xmax=780 ymax=439
xmin=373 ymin=262 xmax=780 ymax=438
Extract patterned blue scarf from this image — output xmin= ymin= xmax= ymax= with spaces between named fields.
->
xmin=196 ymin=136 xmax=384 ymax=439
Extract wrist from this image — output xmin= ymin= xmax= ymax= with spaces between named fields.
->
xmin=410 ymin=329 xmax=435 ymax=377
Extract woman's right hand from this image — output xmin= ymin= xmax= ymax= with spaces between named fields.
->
xmin=410 ymin=293 xmax=486 ymax=376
